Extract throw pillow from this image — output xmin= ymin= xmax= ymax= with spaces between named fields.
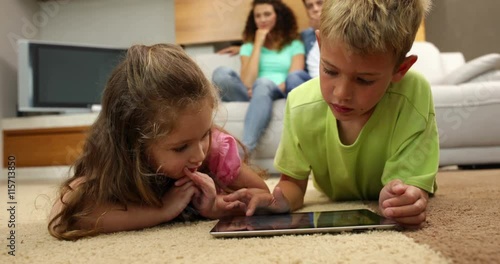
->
xmin=440 ymin=53 xmax=500 ymax=85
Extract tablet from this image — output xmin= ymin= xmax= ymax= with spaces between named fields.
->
xmin=210 ymin=209 xmax=398 ymax=238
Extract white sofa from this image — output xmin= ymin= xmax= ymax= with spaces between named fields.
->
xmin=193 ymin=42 xmax=500 ymax=172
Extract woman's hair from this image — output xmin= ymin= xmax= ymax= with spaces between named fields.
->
xmin=243 ymin=0 xmax=299 ymax=50
xmin=320 ymin=0 xmax=432 ymax=66
xmin=48 ymin=43 xmax=220 ymax=240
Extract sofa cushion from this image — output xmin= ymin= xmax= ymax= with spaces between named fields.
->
xmin=407 ymin=42 xmax=445 ymax=84
xmin=469 ymin=70 xmax=500 ymax=83
xmin=192 ymin=53 xmax=241 ymax=80
xmin=439 ymin=52 xmax=466 ymax=75
xmin=439 ymin=53 xmax=500 ymax=85
xmin=432 ymin=82 xmax=500 ymax=148
xmin=215 ymin=99 xmax=286 ymax=160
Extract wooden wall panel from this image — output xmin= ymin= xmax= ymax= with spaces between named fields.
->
xmin=3 ymin=126 xmax=89 ymax=168
xmin=175 ymin=0 xmax=309 ymax=45
xmin=415 ymin=22 xmax=426 ymax=41
xmin=283 ymin=0 xmax=309 ymax=32
xmin=175 ymin=0 xmax=251 ymax=45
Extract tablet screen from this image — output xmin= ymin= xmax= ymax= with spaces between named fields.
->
xmin=210 ymin=209 xmax=397 ymax=238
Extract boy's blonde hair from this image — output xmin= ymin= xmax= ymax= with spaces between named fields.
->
xmin=320 ymin=0 xmax=432 ymax=65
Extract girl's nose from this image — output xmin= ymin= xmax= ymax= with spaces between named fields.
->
xmin=189 ymin=142 xmax=205 ymax=165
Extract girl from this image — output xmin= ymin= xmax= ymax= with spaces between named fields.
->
xmin=212 ymin=0 xmax=305 ymax=153
xmin=48 ymin=43 xmax=270 ymax=240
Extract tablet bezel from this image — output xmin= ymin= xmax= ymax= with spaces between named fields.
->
xmin=210 ymin=209 xmax=398 ymax=238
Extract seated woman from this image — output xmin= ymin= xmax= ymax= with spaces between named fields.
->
xmin=212 ymin=0 xmax=305 ymax=153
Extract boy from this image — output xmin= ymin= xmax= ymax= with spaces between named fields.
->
xmin=224 ymin=0 xmax=438 ymax=227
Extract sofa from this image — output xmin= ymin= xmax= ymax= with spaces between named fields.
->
xmin=192 ymin=42 xmax=500 ymax=173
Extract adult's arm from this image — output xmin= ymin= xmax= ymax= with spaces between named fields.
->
xmin=288 ymin=54 xmax=305 ymax=73
xmin=240 ymin=29 xmax=268 ymax=89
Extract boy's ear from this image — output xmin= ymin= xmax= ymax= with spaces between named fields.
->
xmin=392 ymin=55 xmax=418 ymax=82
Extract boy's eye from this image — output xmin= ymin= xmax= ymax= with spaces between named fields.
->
xmin=173 ymin=144 xmax=188 ymax=153
xmin=322 ymin=68 xmax=338 ymax=76
xmin=357 ymin=78 xmax=375 ymax=85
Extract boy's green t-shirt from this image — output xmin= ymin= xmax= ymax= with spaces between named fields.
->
xmin=274 ymin=71 xmax=439 ymax=201
xmin=240 ymin=40 xmax=305 ymax=85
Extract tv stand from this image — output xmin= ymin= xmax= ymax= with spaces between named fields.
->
xmin=91 ymin=104 xmax=102 ymax=112
xmin=2 ymin=113 xmax=98 ymax=168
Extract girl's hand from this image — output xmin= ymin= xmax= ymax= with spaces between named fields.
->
xmin=223 ymin=187 xmax=290 ymax=216
xmin=161 ymin=178 xmax=199 ymax=221
xmin=379 ymin=179 xmax=429 ymax=227
xmin=182 ymin=168 xmax=217 ymax=216
xmin=182 ymin=168 xmax=247 ymax=218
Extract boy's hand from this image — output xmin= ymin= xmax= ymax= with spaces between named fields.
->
xmin=223 ymin=187 xmax=290 ymax=216
xmin=379 ymin=179 xmax=429 ymax=227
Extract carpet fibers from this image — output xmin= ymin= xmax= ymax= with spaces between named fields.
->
xmin=1 ymin=169 xmax=498 ymax=263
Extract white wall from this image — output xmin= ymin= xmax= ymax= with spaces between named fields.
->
xmin=0 ymin=0 xmax=40 ymax=164
xmin=426 ymin=0 xmax=500 ymax=61
xmin=39 ymin=0 xmax=175 ymax=47
xmin=1 ymin=1 xmax=39 ymax=118
xmin=0 ymin=0 xmax=176 ymax=120
xmin=0 ymin=0 xmax=175 ymax=164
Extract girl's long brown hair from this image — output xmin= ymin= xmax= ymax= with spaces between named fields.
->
xmin=48 ymin=44 xmax=222 ymax=240
xmin=243 ymin=0 xmax=300 ymax=50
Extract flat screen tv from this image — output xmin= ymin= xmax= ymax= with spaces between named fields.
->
xmin=17 ymin=39 xmax=127 ymax=114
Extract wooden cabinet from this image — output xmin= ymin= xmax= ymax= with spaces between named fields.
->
xmin=2 ymin=113 xmax=97 ymax=168
xmin=3 ymin=126 xmax=89 ymax=168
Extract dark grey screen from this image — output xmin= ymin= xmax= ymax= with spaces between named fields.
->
xmin=34 ymin=44 xmax=126 ymax=107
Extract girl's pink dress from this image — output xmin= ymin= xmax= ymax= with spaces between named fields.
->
xmin=207 ymin=129 xmax=241 ymax=186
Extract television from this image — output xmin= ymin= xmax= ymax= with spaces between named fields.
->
xmin=17 ymin=39 xmax=127 ymax=115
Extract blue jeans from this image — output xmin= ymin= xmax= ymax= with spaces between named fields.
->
xmin=285 ymin=70 xmax=312 ymax=92
xmin=212 ymin=66 xmax=285 ymax=152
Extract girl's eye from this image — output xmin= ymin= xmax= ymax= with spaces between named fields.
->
xmin=357 ymin=78 xmax=375 ymax=85
xmin=172 ymin=130 xmax=209 ymax=153
xmin=173 ymin=144 xmax=188 ymax=153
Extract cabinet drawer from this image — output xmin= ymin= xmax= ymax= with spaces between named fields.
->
xmin=3 ymin=126 xmax=89 ymax=168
